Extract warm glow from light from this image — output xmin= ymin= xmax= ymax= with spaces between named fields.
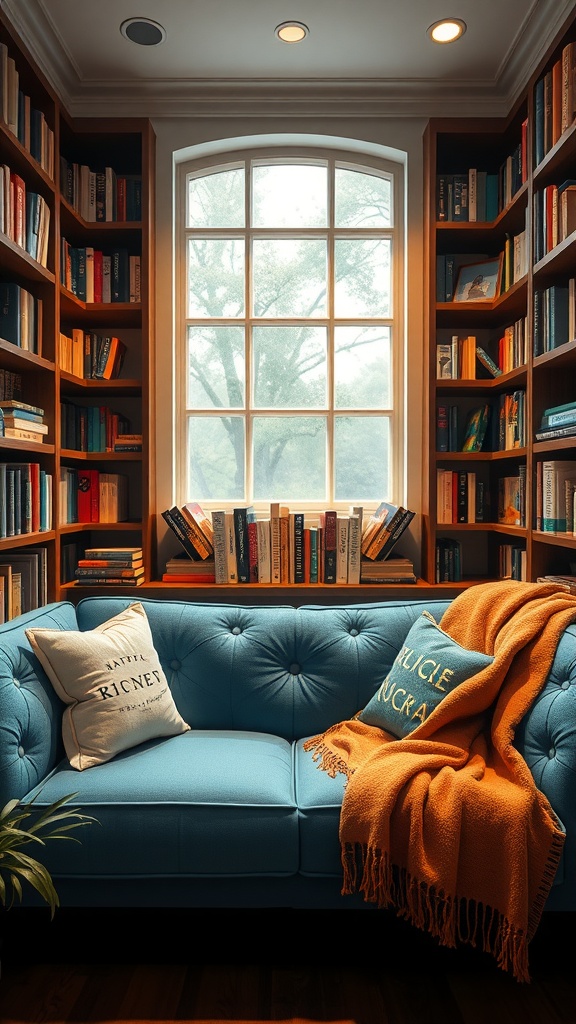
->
xmin=276 ymin=21 xmax=309 ymax=43
xmin=428 ymin=19 xmax=466 ymax=43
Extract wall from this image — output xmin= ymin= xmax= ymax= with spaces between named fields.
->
xmin=153 ymin=115 xmax=428 ymax=573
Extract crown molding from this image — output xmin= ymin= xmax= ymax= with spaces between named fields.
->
xmin=2 ymin=0 xmax=575 ymax=120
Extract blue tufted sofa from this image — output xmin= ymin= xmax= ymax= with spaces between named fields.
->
xmin=1 ymin=594 xmax=575 ymax=912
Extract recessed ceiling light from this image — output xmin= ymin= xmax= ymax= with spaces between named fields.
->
xmin=120 ymin=18 xmax=166 ymax=46
xmin=275 ymin=21 xmax=309 ymax=43
xmin=427 ymin=19 xmax=467 ymax=43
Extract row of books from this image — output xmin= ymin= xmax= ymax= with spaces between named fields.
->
xmin=533 ymin=43 xmax=576 ymax=166
xmin=499 ymin=544 xmax=527 ymax=581
xmin=0 ymin=164 xmax=50 ymax=267
xmin=535 ymin=398 xmax=576 ymax=442
xmin=0 ymin=281 xmax=43 ymax=355
xmin=73 ymin=546 xmax=144 ymax=587
xmin=0 ymin=398 xmax=48 ymax=444
xmin=436 ymin=470 xmax=486 ymax=525
xmin=436 ymin=336 xmax=502 ymax=380
xmin=0 ymin=461 xmax=52 ymax=537
xmin=0 ymin=42 xmax=55 ymax=178
xmin=59 ymin=159 xmax=142 ymax=223
xmin=60 ymin=242 xmax=141 ymax=304
xmin=0 ymin=548 xmax=48 ymax=621
xmin=59 ymin=329 xmax=127 ymax=380
xmin=533 ymin=279 xmax=576 ymax=356
xmin=435 ymin=131 xmax=528 ymax=223
xmin=535 ymin=459 xmax=576 ymax=533
xmin=162 ymin=500 xmax=415 ymax=585
xmin=533 ymin=181 xmax=576 ymax=262
xmin=60 ymin=402 xmax=132 ymax=453
xmin=162 ymin=551 xmax=417 ymax=585
xmin=437 ymin=393 xmax=525 ymax=454
xmin=59 ymin=469 xmax=128 ymax=525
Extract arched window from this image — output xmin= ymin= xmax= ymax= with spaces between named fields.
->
xmin=175 ymin=146 xmax=405 ymax=512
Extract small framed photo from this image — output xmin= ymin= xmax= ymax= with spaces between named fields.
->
xmin=453 ymin=257 xmax=503 ymax=302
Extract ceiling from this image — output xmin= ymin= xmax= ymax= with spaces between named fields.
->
xmin=4 ymin=0 xmax=576 ymax=119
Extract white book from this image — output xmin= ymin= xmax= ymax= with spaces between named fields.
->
xmin=269 ymin=501 xmax=281 ymax=584
xmin=468 ymin=167 xmax=477 ymax=221
xmin=257 ymin=517 xmax=271 ymax=583
xmin=102 ymin=255 xmax=112 ymax=304
xmin=347 ymin=505 xmax=363 ymax=585
xmin=224 ymin=510 xmax=238 ymax=583
xmin=336 ymin=515 xmax=349 ymax=584
xmin=210 ymin=509 xmax=228 ymax=585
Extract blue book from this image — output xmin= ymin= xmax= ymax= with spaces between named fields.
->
xmin=486 ymin=173 xmax=499 ymax=221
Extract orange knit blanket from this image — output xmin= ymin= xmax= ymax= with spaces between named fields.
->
xmin=304 ymin=581 xmax=576 ymax=983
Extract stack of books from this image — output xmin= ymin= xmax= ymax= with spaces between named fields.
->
xmin=0 ymin=399 xmax=48 ymax=442
xmin=74 ymin=547 xmax=144 ymax=586
xmin=162 ymin=552 xmax=216 ymax=583
xmin=113 ymin=433 xmax=142 ymax=452
xmin=360 ymin=557 xmax=416 ymax=584
xmin=535 ymin=399 xmax=576 ymax=441
xmin=161 ymin=502 xmax=215 ymax=563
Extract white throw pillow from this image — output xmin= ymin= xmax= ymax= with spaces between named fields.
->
xmin=26 ymin=602 xmax=190 ymax=770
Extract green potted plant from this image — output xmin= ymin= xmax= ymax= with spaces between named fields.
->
xmin=0 ymin=792 xmax=96 ymax=917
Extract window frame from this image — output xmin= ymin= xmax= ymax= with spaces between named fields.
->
xmin=174 ymin=144 xmax=405 ymax=515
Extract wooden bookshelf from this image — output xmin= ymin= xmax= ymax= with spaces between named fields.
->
xmin=423 ymin=8 xmax=576 ymax=587
xmin=0 ymin=11 xmax=155 ymax=608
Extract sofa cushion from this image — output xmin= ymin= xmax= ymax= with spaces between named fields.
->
xmin=358 ymin=610 xmax=494 ymax=738
xmin=295 ymin=737 xmax=347 ymax=876
xmin=24 ymin=730 xmax=299 ymax=877
xmin=26 ymin=602 xmax=190 ymax=770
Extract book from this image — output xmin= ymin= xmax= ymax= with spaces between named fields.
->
xmin=78 ymin=558 xmax=144 ymax=569
xmin=476 ymin=345 xmax=502 ymax=377
xmin=161 ymin=506 xmax=204 ymax=561
xmin=319 ymin=510 xmax=337 ymax=583
xmin=211 ymin=509 xmax=228 ymax=585
xmin=373 ymin=507 xmax=415 ymax=561
xmin=178 ymin=503 xmax=213 ymax=559
xmin=83 ymin=547 xmax=143 ymax=560
xmin=541 ymin=460 xmax=576 ymax=531
xmin=233 ymin=506 xmax=250 ymax=583
xmin=2 ymin=416 xmax=48 ymax=433
xmin=75 ymin=576 xmax=144 ymax=586
xmin=461 ymin=404 xmax=490 ymax=452
xmin=75 ymin=566 xmax=145 ymax=579
xmin=347 ymin=506 xmax=363 ymax=585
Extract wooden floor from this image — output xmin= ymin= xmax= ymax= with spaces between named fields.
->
xmin=1 ymin=909 xmax=575 ymax=1024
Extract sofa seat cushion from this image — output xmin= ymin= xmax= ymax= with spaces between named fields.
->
xmin=25 ymin=730 xmax=298 ymax=877
xmin=295 ymin=737 xmax=347 ymax=877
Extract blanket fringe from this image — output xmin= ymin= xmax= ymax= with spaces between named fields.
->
xmin=341 ymin=842 xmax=532 ymax=984
xmin=303 ymin=731 xmax=353 ymax=779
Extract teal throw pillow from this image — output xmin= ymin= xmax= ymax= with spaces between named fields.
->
xmin=358 ymin=610 xmax=494 ymax=738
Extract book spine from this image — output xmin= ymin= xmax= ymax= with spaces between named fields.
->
xmin=161 ymin=508 xmax=201 ymax=561
xmin=233 ymin=507 xmax=250 ymax=582
xmin=377 ymin=510 xmax=416 ymax=561
xmin=322 ymin=510 xmax=337 ymax=584
xmin=293 ymin=512 xmax=305 ymax=583
xmin=247 ymin=518 xmax=259 ymax=583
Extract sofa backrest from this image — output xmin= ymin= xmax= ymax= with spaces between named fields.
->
xmin=75 ymin=596 xmax=452 ymax=740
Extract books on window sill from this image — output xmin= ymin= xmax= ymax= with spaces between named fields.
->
xmin=74 ymin=546 xmax=145 ymax=586
xmin=160 ymin=500 xmax=415 ymax=586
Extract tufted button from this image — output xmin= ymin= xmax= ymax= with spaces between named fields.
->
xmin=18 ymin=745 xmax=24 ymax=758
xmin=548 ymin=747 xmax=556 ymax=759
xmin=561 ymin=680 xmax=570 ymax=690
xmin=170 ymin=659 xmax=181 ymax=671
xmin=289 ymin=662 xmax=301 ymax=675
xmin=232 ymin=626 xmax=242 ymax=635
xmin=13 ymin=678 xmax=20 ymax=687
xmin=349 ymin=628 xmax=359 ymax=637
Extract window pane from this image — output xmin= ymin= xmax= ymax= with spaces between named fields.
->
xmin=187 ymin=238 xmax=244 ymax=317
xmin=187 ymin=416 xmax=245 ymax=501
xmin=253 ymin=326 xmax=327 ymax=409
xmin=334 ymin=326 xmax=391 ymax=408
xmin=252 ymin=239 xmax=327 ymax=317
xmin=253 ymin=416 xmax=326 ymax=501
xmin=187 ymin=326 xmax=245 ymax=409
xmin=187 ymin=168 xmax=244 ymax=228
xmin=334 ymin=238 xmax=391 ymax=317
xmin=335 ymin=168 xmax=392 ymax=227
xmin=252 ymin=164 xmax=327 ymax=227
xmin=334 ymin=416 xmax=390 ymax=500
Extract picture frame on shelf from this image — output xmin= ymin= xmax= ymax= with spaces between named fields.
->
xmin=453 ymin=256 xmax=503 ymax=302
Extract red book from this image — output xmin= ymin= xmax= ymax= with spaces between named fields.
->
xmin=320 ymin=509 xmax=337 ymax=583
xmin=11 ymin=172 xmax=26 ymax=248
xmin=93 ymin=249 xmax=103 ymax=303
xmin=247 ymin=520 xmax=259 ymax=583
xmin=77 ymin=469 xmax=100 ymax=522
